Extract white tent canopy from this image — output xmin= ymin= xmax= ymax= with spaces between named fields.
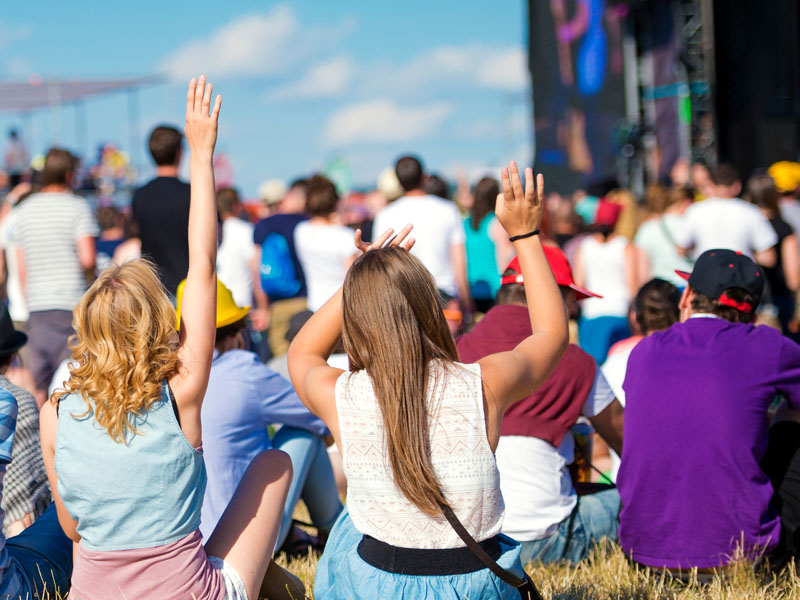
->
xmin=0 ymin=77 xmax=159 ymax=113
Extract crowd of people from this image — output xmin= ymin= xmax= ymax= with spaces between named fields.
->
xmin=0 ymin=75 xmax=798 ymax=599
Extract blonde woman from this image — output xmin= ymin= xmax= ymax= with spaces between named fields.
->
xmin=39 ymin=77 xmax=294 ymax=600
xmin=289 ymin=163 xmax=568 ymax=598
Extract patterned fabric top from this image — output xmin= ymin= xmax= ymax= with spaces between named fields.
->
xmin=335 ymin=361 xmax=504 ymax=549
xmin=0 ymin=376 xmax=50 ymax=535
xmin=0 ymin=388 xmax=24 ymax=598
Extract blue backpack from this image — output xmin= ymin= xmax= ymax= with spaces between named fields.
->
xmin=260 ymin=232 xmax=302 ymax=300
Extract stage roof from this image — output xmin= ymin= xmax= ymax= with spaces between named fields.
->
xmin=0 ymin=77 xmax=161 ymax=112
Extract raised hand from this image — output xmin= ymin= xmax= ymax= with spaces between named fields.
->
xmin=495 ymin=161 xmax=544 ymax=239
xmin=354 ymin=223 xmax=415 ymax=254
xmin=185 ymin=75 xmax=222 ymax=160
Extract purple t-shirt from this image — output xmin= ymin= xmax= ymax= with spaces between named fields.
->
xmin=619 ymin=316 xmax=800 ymax=568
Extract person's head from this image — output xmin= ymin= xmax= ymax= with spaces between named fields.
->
xmin=216 ymin=186 xmax=241 ymax=218
xmin=97 ymin=205 xmax=121 ymax=232
xmin=711 ymin=163 xmax=741 ymax=198
xmin=744 ymin=175 xmax=780 ymax=216
xmin=8 ymin=129 xmax=17 ymax=140
xmin=57 ymin=260 xmax=179 ymax=442
xmin=768 ymin=161 xmax=800 ymax=198
xmin=632 ymin=279 xmax=680 ymax=336
xmin=496 ymin=246 xmax=600 ymax=317
xmin=281 ymin=178 xmax=308 ymax=214
xmin=341 ymin=247 xmax=457 ymax=516
xmin=0 ymin=303 xmax=26 ymax=373
xmin=395 ymin=155 xmax=424 ymax=192
xmin=591 ymin=199 xmax=623 ymax=240
xmin=42 ymin=147 xmax=76 ymax=187
xmin=147 ymin=125 xmax=183 ymax=167
xmin=469 ymin=177 xmax=499 ymax=230
xmin=176 ymin=278 xmax=250 ymax=354
xmin=677 ymin=249 xmax=764 ymax=324
xmin=424 ymin=174 xmax=449 ymax=200
xmin=305 ymin=174 xmax=339 ymax=217
xmin=644 ymin=184 xmax=670 ymax=215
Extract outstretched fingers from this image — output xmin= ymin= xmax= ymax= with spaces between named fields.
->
xmin=211 ymin=94 xmax=222 ymax=120
xmin=202 ymin=81 xmax=213 ymax=116
xmin=509 ymin=161 xmax=525 ymax=202
xmin=186 ymin=77 xmax=197 ymax=114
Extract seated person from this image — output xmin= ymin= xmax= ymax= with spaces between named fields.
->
xmin=177 ymin=279 xmax=342 ymax=551
xmin=619 ymin=249 xmax=800 ymax=570
xmin=0 ymin=306 xmax=71 ymax=596
xmin=457 ymin=246 xmax=624 ymax=565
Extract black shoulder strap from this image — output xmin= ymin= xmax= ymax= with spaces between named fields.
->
xmin=439 ymin=502 xmax=544 ymax=600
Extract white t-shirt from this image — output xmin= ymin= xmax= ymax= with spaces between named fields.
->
xmin=0 ymin=211 xmax=27 ymax=322
xmin=294 ymin=222 xmax=354 ymax=312
xmin=579 ymin=235 xmax=631 ymax=319
xmin=373 ymin=194 xmax=465 ymax=297
xmin=216 ymin=217 xmax=255 ymax=309
xmin=673 ymin=197 xmax=777 ymax=259
xmin=495 ymin=368 xmax=616 ymax=542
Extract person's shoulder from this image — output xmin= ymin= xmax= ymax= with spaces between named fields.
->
xmin=218 ymin=349 xmax=284 ymax=380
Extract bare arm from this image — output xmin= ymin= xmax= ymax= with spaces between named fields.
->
xmin=40 ymin=401 xmax=81 ymax=543
xmin=478 ymin=164 xmax=569 ymax=449
xmin=782 ymin=234 xmax=800 ymax=292
xmin=450 ymin=241 xmax=472 ymax=311
xmin=76 ymin=235 xmax=96 ymax=271
xmin=167 ymin=76 xmax=222 ymax=447
xmin=15 ymin=247 xmax=25 ymax=300
xmin=755 ymin=246 xmax=778 ymax=269
xmin=588 ymin=398 xmax=624 ymax=456
xmin=624 ymin=242 xmax=641 ymax=296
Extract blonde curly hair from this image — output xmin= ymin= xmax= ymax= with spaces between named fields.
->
xmin=52 ymin=259 xmax=180 ymax=442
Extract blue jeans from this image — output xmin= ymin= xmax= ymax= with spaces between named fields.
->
xmin=272 ymin=426 xmax=343 ymax=549
xmin=519 ymin=488 xmax=620 ymax=565
xmin=7 ymin=503 xmax=72 ymax=596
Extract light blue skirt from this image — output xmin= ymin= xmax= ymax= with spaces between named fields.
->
xmin=314 ymin=508 xmax=526 ymax=600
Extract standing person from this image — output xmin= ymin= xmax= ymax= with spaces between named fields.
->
xmin=463 ymin=177 xmax=514 ymax=313
xmin=634 ymin=185 xmax=694 ymax=288
xmin=373 ymin=155 xmax=472 ymax=315
xmin=618 ymin=249 xmax=800 ymax=571
xmin=216 ymin=187 xmax=255 ymax=309
xmin=95 ymin=204 xmax=128 ymax=276
xmin=290 ymin=163 xmax=568 ymax=599
xmin=131 ymin=125 xmax=191 ymax=297
xmin=252 ymin=179 xmax=309 ymax=357
xmin=769 ymin=161 xmax=800 ymax=242
xmin=674 ymin=163 xmax=777 ymax=266
xmin=4 ymin=130 xmax=26 ymax=189
xmin=745 ymin=175 xmax=800 ymax=336
xmin=11 ymin=148 xmax=98 ymax=407
xmin=0 ymin=184 xmax=32 ymax=332
xmin=40 ymin=76 xmax=296 ymax=600
xmin=294 ymin=174 xmax=357 ymax=313
xmin=573 ymin=199 xmax=640 ymax=364
xmin=457 ymin=246 xmax=623 ymax=565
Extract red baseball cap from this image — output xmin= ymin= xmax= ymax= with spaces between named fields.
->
xmin=594 ymin=199 xmax=623 ymax=227
xmin=500 ymin=245 xmax=602 ymax=300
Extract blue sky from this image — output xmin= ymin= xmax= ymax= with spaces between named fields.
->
xmin=0 ymin=1 xmax=531 ymax=196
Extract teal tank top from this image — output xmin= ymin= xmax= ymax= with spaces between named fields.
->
xmin=55 ymin=381 xmax=206 ymax=551
xmin=464 ymin=214 xmax=500 ymax=300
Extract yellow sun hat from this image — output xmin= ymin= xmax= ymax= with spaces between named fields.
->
xmin=768 ymin=161 xmax=800 ymax=194
xmin=175 ymin=278 xmax=250 ymax=330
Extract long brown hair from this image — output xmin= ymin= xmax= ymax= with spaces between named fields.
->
xmin=469 ymin=177 xmax=499 ymax=230
xmin=342 ymin=247 xmax=459 ymax=515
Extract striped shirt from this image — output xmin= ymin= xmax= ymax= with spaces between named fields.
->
xmin=11 ymin=192 xmax=98 ymax=312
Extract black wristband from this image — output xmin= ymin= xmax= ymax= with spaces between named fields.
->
xmin=509 ymin=229 xmax=540 ymax=242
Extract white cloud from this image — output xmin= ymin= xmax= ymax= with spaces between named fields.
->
xmin=270 ymin=44 xmax=528 ymax=101
xmin=0 ymin=21 xmax=31 ymax=49
xmin=158 ymin=5 xmax=354 ymax=80
xmin=268 ymin=56 xmax=354 ymax=100
xmin=323 ymin=99 xmax=454 ymax=144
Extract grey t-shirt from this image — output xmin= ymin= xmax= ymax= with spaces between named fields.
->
xmin=11 ymin=192 xmax=98 ymax=312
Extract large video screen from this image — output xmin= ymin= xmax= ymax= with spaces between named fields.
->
xmin=529 ymin=0 xmax=629 ymax=194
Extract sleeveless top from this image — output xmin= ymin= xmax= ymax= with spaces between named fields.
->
xmin=579 ymin=235 xmax=631 ymax=319
xmin=335 ymin=361 xmax=504 ymax=549
xmin=55 ymin=381 xmax=205 ymax=551
xmin=464 ymin=214 xmax=500 ymax=300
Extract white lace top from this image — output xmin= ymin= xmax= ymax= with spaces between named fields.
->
xmin=335 ymin=361 xmax=504 ymax=549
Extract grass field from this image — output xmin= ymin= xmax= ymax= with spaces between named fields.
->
xmin=275 ymin=543 xmax=800 ymax=600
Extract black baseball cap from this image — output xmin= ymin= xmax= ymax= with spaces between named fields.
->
xmin=675 ymin=249 xmax=765 ymax=313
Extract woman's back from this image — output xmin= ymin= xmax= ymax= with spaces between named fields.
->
xmin=335 ymin=361 xmax=503 ymax=549
xmin=464 ymin=214 xmax=500 ymax=301
xmin=580 ymin=235 xmax=631 ymax=318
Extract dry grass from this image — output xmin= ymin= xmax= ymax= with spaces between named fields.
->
xmin=276 ymin=504 xmax=800 ymax=599
xmin=276 ymin=543 xmax=800 ymax=600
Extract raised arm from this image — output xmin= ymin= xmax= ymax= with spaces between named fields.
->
xmin=478 ymin=163 xmax=569 ymax=448
xmin=168 ymin=76 xmax=221 ymax=445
